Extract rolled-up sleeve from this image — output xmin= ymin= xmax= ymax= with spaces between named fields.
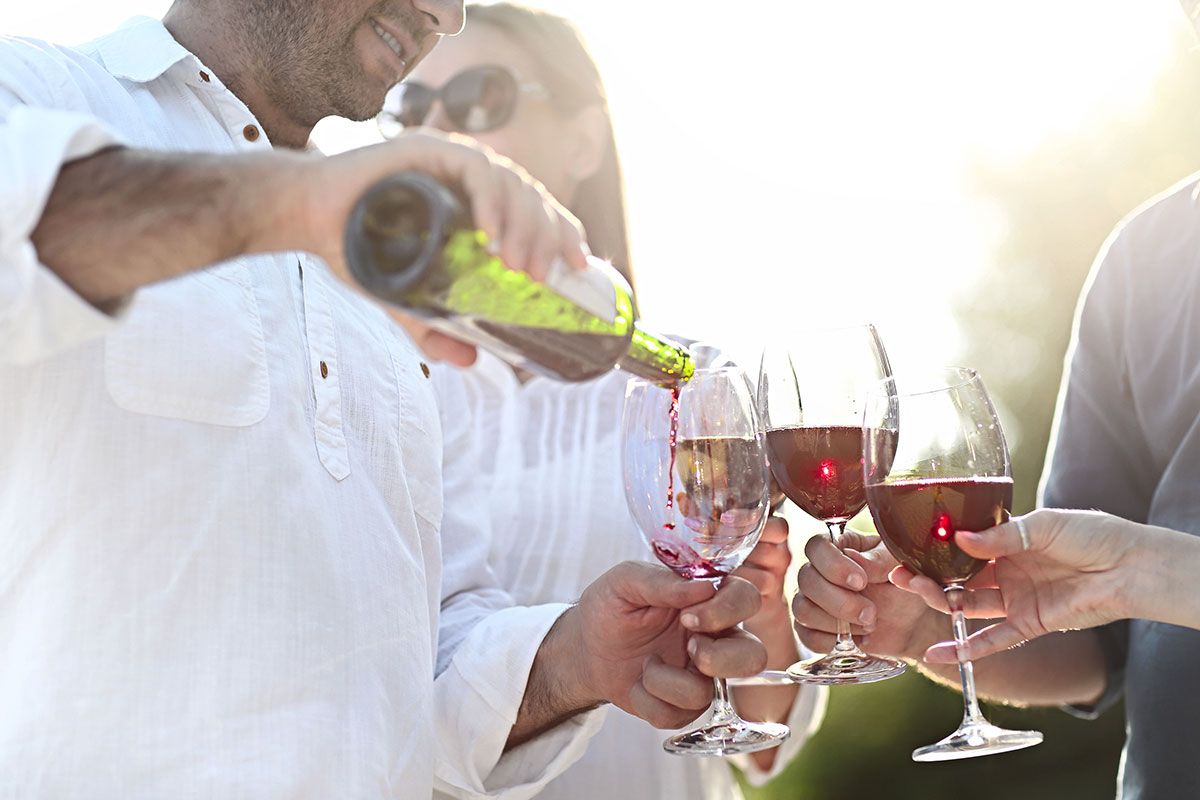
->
xmin=430 ymin=367 xmax=603 ymax=799
xmin=1 ymin=42 xmax=131 ymax=365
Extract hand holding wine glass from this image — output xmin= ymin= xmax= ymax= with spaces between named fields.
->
xmin=863 ymin=367 xmax=1042 ymax=761
xmin=758 ymin=323 xmax=906 ymax=684
xmin=891 ymin=508 xmax=1200 ymax=663
xmin=792 ymin=529 xmax=947 ymax=662
xmin=623 ymin=367 xmax=790 ymax=755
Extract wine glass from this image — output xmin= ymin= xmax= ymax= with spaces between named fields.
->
xmin=757 ymin=324 xmax=907 ymax=684
xmin=863 ymin=367 xmax=1042 ymax=761
xmin=622 ymin=367 xmax=791 ymax=756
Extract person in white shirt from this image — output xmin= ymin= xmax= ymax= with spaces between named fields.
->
xmin=0 ymin=1 xmax=773 ymax=797
xmin=382 ymin=5 xmax=826 ymax=798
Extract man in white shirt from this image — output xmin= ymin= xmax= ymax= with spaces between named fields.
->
xmin=0 ymin=1 xmax=770 ymax=797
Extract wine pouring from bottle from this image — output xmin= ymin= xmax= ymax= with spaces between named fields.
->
xmin=345 ymin=172 xmax=694 ymax=385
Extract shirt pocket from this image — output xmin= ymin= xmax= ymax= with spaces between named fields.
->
xmin=104 ymin=259 xmax=270 ymax=426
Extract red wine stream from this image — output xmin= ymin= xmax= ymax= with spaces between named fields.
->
xmin=663 ymin=387 xmax=681 ymax=529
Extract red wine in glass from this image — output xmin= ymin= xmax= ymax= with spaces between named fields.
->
xmin=864 ymin=368 xmax=1041 ymax=761
xmin=866 ymin=477 xmax=1012 ymax=586
xmin=758 ymin=325 xmax=906 ymax=686
xmin=767 ymin=425 xmax=897 ymax=523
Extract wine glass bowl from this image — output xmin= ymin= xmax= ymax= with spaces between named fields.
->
xmin=863 ymin=367 xmax=1042 ymax=761
xmin=622 ymin=367 xmax=790 ymax=756
xmin=757 ymin=324 xmax=907 ymax=685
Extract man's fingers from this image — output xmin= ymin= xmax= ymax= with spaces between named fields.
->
xmin=759 ymin=516 xmax=789 ymax=545
xmin=844 ymin=543 xmax=898 ymax=584
xmin=730 ymin=563 xmax=782 ymax=601
xmin=805 ymin=534 xmax=869 ymax=591
xmin=627 ymin=676 xmax=705 ymax=730
xmin=795 ymin=627 xmax=837 ymax=656
xmin=679 ymin=576 xmax=760 ymax=632
xmin=610 ymin=561 xmax=715 ymax=610
xmin=641 ymin=655 xmax=712 ymax=712
xmin=796 ymin=562 xmax=876 ymax=627
xmin=888 ymin=566 xmax=950 ymax=612
xmin=687 ymin=630 xmax=768 ymax=679
xmin=924 ymin=623 xmax=1030 ymax=664
xmin=791 ymin=594 xmax=873 ymax=637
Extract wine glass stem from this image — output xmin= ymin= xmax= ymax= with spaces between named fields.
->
xmin=827 ymin=521 xmax=857 ymax=653
xmin=711 ymin=676 xmax=738 ymax=723
xmin=944 ymin=584 xmax=988 ymax=726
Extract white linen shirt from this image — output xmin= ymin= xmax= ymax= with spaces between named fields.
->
xmin=0 ymin=16 xmax=601 ymax=799
xmin=452 ymin=352 xmax=827 ymax=800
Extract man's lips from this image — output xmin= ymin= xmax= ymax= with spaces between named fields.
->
xmin=369 ymin=16 xmax=417 ymax=73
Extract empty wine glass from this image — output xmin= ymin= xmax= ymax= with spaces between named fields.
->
xmin=622 ymin=367 xmax=790 ymax=756
xmin=757 ymin=324 xmax=906 ymax=684
xmin=863 ymin=367 xmax=1042 ymax=761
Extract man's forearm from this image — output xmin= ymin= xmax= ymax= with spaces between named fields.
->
xmin=915 ymin=628 xmax=1108 ymax=709
xmin=505 ymin=606 xmax=603 ymax=751
xmin=31 ymin=146 xmax=311 ymax=307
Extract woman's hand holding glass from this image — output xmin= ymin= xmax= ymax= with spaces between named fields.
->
xmin=892 ymin=508 xmax=1200 ymax=663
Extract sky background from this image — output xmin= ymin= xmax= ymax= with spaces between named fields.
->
xmin=6 ymin=1 xmax=1192 ymax=383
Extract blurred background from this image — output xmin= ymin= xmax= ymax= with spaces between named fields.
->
xmin=12 ymin=1 xmax=1200 ymax=796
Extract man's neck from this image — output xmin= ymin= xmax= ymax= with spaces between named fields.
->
xmin=162 ymin=3 xmax=314 ymax=149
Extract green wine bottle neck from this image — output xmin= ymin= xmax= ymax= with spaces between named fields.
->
xmin=346 ymin=171 xmax=694 ymax=384
xmin=620 ymin=326 xmax=695 ymax=385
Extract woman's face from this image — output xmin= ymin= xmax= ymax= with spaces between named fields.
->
xmin=405 ymin=23 xmax=586 ymax=204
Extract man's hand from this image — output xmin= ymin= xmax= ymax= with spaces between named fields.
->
xmin=792 ymin=529 xmax=945 ymax=662
xmin=297 ymin=129 xmax=590 ymax=366
xmin=508 ymin=561 xmax=767 ymax=747
xmin=728 ymin=516 xmax=802 ymax=772
xmin=301 ymin=128 xmax=587 ymax=282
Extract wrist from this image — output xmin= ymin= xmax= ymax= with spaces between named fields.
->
xmin=241 ymin=150 xmax=326 ymax=257
xmin=1126 ymin=526 xmax=1200 ymax=627
xmin=535 ymin=605 xmax=607 ymax=712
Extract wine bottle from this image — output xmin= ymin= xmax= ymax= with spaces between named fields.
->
xmin=344 ymin=172 xmax=693 ymax=385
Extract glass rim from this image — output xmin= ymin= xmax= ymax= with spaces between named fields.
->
xmin=869 ymin=366 xmax=981 ymax=398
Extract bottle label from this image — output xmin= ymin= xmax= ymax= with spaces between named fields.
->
xmin=542 ymin=257 xmax=621 ymax=324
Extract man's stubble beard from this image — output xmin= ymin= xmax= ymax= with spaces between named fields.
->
xmin=241 ymin=0 xmax=385 ymax=126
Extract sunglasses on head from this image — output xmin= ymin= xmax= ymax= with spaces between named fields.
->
xmin=377 ymin=64 xmax=549 ymax=137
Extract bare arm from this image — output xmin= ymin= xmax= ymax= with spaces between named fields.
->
xmin=27 ymin=130 xmax=589 ymax=311
xmin=31 ymin=146 xmax=305 ymax=307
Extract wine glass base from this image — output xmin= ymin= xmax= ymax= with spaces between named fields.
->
xmin=663 ymin=719 xmax=791 ymax=757
xmin=912 ymin=722 xmax=1043 ymax=762
xmin=786 ymin=651 xmax=907 ymax=686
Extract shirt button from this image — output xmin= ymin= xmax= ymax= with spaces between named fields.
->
xmin=243 ymin=124 xmax=260 ymax=142
xmin=320 ymin=361 xmax=329 ymax=379
xmin=199 ymin=70 xmax=210 ymax=83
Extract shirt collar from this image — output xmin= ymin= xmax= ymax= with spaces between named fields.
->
xmin=94 ymin=16 xmax=195 ymax=84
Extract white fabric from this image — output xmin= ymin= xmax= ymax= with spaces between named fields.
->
xmin=0 ymin=17 xmax=600 ymax=799
xmin=450 ymin=352 xmax=827 ymax=800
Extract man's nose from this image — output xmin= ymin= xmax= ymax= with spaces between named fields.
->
xmin=412 ymin=0 xmax=465 ymax=35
